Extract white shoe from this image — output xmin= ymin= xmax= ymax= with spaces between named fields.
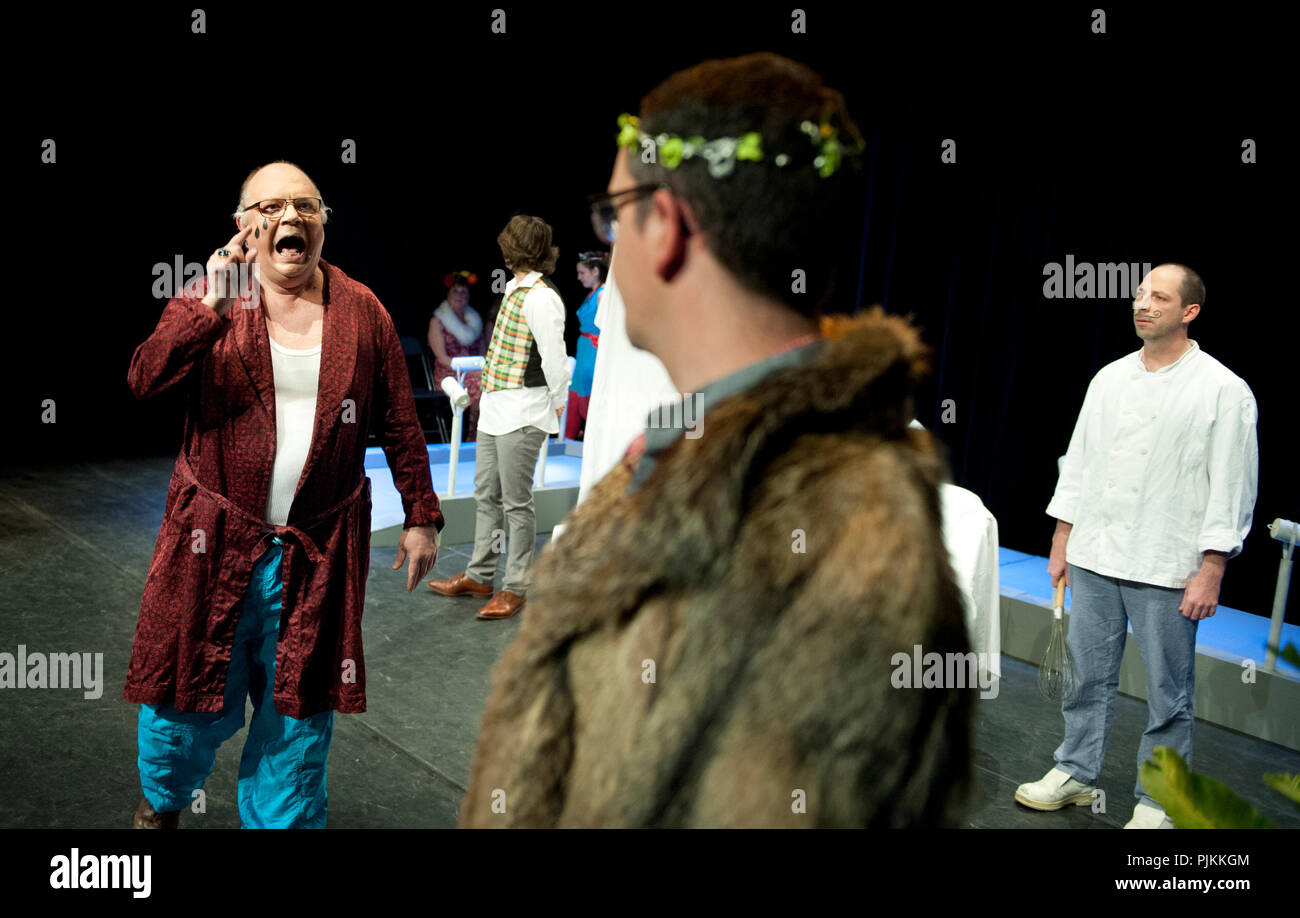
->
xmin=1124 ymin=802 xmax=1175 ymax=828
xmin=1014 ymin=766 xmax=1097 ymax=811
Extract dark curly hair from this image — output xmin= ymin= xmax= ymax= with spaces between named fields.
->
xmin=626 ymin=53 xmax=865 ymax=318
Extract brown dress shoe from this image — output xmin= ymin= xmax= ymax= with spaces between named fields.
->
xmin=133 ymin=797 xmax=180 ymax=829
xmin=477 ymin=590 xmax=525 ymax=620
xmin=428 ymin=572 xmax=493 ymax=597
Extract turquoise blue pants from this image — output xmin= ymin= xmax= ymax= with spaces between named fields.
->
xmin=136 ymin=538 xmax=335 ymax=828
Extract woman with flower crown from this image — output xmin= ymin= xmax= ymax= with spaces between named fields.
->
xmin=427 ymin=271 xmax=486 ymax=441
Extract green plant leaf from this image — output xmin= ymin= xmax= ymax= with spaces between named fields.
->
xmin=736 ymin=132 xmax=764 ymax=163
xmin=1266 ymin=641 xmax=1300 ymax=670
xmin=616 ymin=113 xmax=640 ymax=148
xmin=1140 ymin=746 xmax=1276 ymax=828
xmin=660 ymin=136 xmax=683 ymax=169
xmin=1263 ymin=772 xmax=1300 ymax=809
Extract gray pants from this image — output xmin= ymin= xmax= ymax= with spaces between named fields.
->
xmin=467 ymin=425 xmax=549 ymax=596
xmin=1054 ymin=563 xmax=1199 ymax=809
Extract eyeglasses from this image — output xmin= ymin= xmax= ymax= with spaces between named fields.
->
xmin=240 ymin=197 xmax=327 ymax=219
xmin=587 ymin=184 xmax=664 ymax=243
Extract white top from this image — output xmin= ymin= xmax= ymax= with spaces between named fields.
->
xmin=266 ymin=336 xmax=322 ymax=525
xmin=1046 ymin=340 xmax=1258 ymax=588
xmin=939 ymin=484 xmax=1002 ymax=679
xmin=909 ymin=420 xmax=1003 ymax=679
xmin=574 ymin=266 xmax=679 ymax=506
xmin=477 ymin=270 xmax=571 ymax=436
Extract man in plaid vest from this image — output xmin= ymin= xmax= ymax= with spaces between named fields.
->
xmin=428 ymin=215 xmax=570 ymax=619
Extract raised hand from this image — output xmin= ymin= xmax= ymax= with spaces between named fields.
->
xmin=200 ymin=224 xmax=257 ymax=316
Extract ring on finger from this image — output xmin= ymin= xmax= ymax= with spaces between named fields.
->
xmin=217 ymin=249 xmax=231 ymax=256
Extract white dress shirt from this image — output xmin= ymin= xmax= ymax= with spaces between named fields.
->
xmin=266 ymin=337 xmax=322 ymax=525
xmin=478 ymin=270 xmax=571 ymax=437
xmin=1047 ymin=340 xmax=1258 ymax=589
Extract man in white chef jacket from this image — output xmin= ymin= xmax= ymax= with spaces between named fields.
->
xmin=1016 ymin=263 xmax=1258 ymax=828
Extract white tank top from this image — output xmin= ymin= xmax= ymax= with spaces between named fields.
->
xmin=266 ymin=336 xmax=322 ymax=525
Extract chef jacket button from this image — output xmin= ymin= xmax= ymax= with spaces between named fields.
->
xmin=1141 ymin=449 xmax=1148 ymax=455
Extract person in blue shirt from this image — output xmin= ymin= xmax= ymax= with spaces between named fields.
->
xmin=565 ymin=250 xmax=607 ymax=439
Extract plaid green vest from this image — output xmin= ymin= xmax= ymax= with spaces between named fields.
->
xmin=482 ymin=280 xmax=548 ymax=392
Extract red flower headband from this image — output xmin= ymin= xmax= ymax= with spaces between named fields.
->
xmin=445 ymin=271 xmax=478 ymax=288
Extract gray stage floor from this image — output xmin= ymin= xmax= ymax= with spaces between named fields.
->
xmin=2 ymin=456 xmax=1297 ymax=829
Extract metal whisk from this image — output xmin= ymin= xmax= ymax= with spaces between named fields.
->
xmin=1038 ymin=580 xmax=1075 ymax=702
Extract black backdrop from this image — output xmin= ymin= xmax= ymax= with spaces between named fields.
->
xmin=5 ymin=4 xmax=1294 ymax=622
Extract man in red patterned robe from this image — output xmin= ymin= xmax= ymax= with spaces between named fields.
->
xmin=124 ymin=161 xmax=442 ymax=828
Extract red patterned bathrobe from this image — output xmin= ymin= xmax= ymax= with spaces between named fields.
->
xmin=124 ymin=259 xmax=443 ymax=718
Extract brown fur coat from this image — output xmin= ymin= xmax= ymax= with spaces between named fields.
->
xmin=458 ymin=308 xmax=973 ymax=827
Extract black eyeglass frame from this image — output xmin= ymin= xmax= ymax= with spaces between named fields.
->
xmin=587 ymin=183 xmax=667 ymax=243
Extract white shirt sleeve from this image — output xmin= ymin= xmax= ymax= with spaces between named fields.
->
xmin=1197 ymin=381 xmax=1259 ymax=559
xmin=522 ymin=284 xmax=571 ymax=412
xmin=1045 ymin=374 xmax=1098 ymax=525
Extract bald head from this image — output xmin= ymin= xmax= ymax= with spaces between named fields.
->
xmin=1154 ymin=262 xmax=1205 ymax=309
xmin=231 ymin=160 xmax=328 ymax=292
xmin=234 ymin=161 xmax=328 ymax=225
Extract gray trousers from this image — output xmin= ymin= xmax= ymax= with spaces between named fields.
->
xmin=467 ymin=425 xmax=549 ymax=596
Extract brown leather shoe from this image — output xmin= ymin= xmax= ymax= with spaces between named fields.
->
xmin=428 ymin=572 xmax=493 ymax=597
xmin=133 ymin=797 xmax=179 ymax=829
xmin=477 ymin=590 xmax=525 ymax=620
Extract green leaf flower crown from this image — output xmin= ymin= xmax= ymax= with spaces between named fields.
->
xmin=616 ymin=112 xmax=864 ymax=179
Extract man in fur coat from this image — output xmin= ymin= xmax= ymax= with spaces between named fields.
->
xmin=459 ymin=54 xmax=973 ymax=828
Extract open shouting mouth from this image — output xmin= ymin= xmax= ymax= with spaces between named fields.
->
xmin=274 ymin=232 xmax=308 ymax=261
